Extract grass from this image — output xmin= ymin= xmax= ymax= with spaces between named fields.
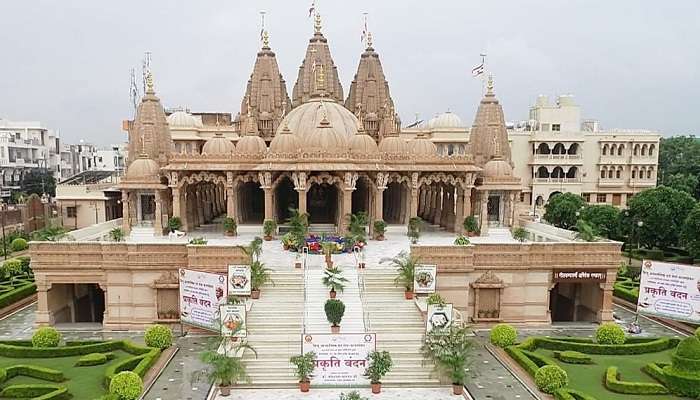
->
xmin=532 ymin=348 xmax=690 ymax=400
xmin=0 ymin=349 xmax=134 ymax=399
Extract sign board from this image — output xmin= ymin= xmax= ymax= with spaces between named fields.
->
xmin=178 ymin=268 xmax=227 ymax=331
xmin=426 ymin=303 xmax=453 ymax=333
xmin=220 ymin=304 xmax=246 ymax=338
xmin=553 ymin=269 xmax=607 ymax=283
xmin=227 ymin=265 xmax=251 ymax=296
xmin=637 ymin=260 xmax=700 ymax=324
xmin=414 ymin=264 xmax=437 ymax=294
xmin=301 ymin=333 xmax=376 ymax=385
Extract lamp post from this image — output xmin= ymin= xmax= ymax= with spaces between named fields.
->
xmin=0 ymin=199 xmax=6 ymax=260
xmin=625 ymin=209 xmax=644 ymax=267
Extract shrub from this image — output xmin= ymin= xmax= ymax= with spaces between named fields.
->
xmin=605 ymin=365 xmax=669 ymax=394
xmin=535 ymin=365 xmax=568 ymax=394
xmin=364 ymin=350 xmax=393 ymax=384
xmin=222 ymin=217 xmax=237 ymax=234
xmin=426 ymin=293 xmax=446 ymax=306
xmin=696 ymin=327 xmax=700 ymax=339
xmin=553 ymin=388 xmax=598 ymax=400
xmin=144 ymin=324 xmax=172 ymax=349
xmin=490 ymin=324 xmax=517 ymax=348
xmin=421 ymin=326 xmax=473 ymax=385
xmin=463 ymin=216 xmax=478 ymax=233
xmin=662 ymin=364 xmax=700 ymax=398
xmin=108 ymin=371 xmax=143 ymax=400
xmin=554 ymin=350 xmax=592 ymax=364
xmin=167 ymin=217 xmax=182 ymax=232
xmin=533 ymin=336 xmax=677 ymax=355
xmin=10 ymin=238 xmax=28 ymax=252
xmin=75 ymin=352 xmax=108 ymax=366
xmin=512 ymin=227 xmax=528 ymax=242
xmin=670 ymin=336 xmax=700 ymax=372
xmin=453 ymin=235 xmax=470 ymax=245
xmin=373 ymin=220 xmax=387 ymax=236
xmin=263 ymin=219 xmax=276 ymax=237
xmin=324 ymin=299 xmax=345 ymax=327
xmin=646 ymin=248 xmax=665 ymax=260
xmin=290 ymin=352 xmax=316 ymax=383
xmin=339 ymin=391 xmax=368 ymax=400
xmin=109 ymin=228 xmax=125 ymax=242
xmin=188 ymin=237 xmax=207 ymax=245
xmin=595 ymin=323 xmax=625 ymax=345
xmin=31 ymin=327 xmax=61 ymax=348
xmin=0 ymin=384 xmax=68 ymax=399
xmin=6 ymin=365 xmax=65 ymax=382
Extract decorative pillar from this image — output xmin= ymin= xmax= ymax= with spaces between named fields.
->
xmin=455 ymin=187 xmax=464 ymax=233
xmin=342 ymin=172 xmax=358 ymax=231
xmin=121 ymin=191 xmax=130 ymax=234
xmin=226 ymin=187 xmax=235 ymax=219
xmin=374 ymin=173 xmax=389 ymax=222
xmin=196 ymin=191 xmax=204 ymax=227
xmin=433 ymin=185 xmax=444 ymax=226
xmin=507 ymin=193 xmax=515 ymax=227
xmin=480 ymin=190 xmax=490 ymax=236
xmin=35 ymin=284 xmax=52 ymax=326
xmin=463 ymin=187 xmax=472 ymax=221
xmin=410 ymin=187 xmax=419 ymax=219
xmin=182 ymin=190 xmax=190 ymax=231
xmin=154 ymin=190 xmax=163 ymax=235
xmin=263 ymin=188 xmax=273 ymax=221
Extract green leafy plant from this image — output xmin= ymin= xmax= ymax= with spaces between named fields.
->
xmin=391 ymin=251 xmax=418 ymax=291
xmin=31 ymin=327 xmax=61 ymax=348
xmin=373 ymin=220 xmax=387 ymax=237
xmin=407 ymin=217 xmax=421 ymax=243
xmin=322 ymin=266 xmax=349 ymax=293
xmin=250 ymin=260 xmax=273 ymax=291
xmin=347 ymin=212 xmax=369 ymax=243
xmin=321 ymin=241 xmax=338 ymax=257
xmin=421 ymin=325 xmax=473 ymax=386
xmin=144 ymin=324 xmax=173 ymax=349
xmin=199 ymin=333 xmax=257 ymax=389
xmin=364 ymin=350 xmax=393 ymax=384
xmin=595 ymin=323 xmax=625 ymax=345
xmin=339 ymin=390 xmax=368 ymax=400
xmin=285 ymin=208 xmax=309 ymax=248
xmin=31 ymin=226 xmax=70 ymax=242
xmin=543 ymin=192 xmax=586 ymax=229
xmin=263 ymin=219 xmax=277 ymax=238
xmin=453 ymin=235 xmax=470 ymax=245
xmin=109 ymin=371 xmax=143 ymax=400
xmin=9 ymin=237 xmax=28 ymax=252
xmin=109 ymin=228 xmax=125 ymax=242
xmin=242 ymin=236 xmax=263 ymax=263
xmin=427 ymin=293 xmax=446 ymax=306
xmin=535 ymin=365 xmax=569 ymax=394
xmin=188 ymin=237 xmax=207 ymax=245
xmin=512 ymin=227 xmax=528 ymax=242
xmin=463 ymin=216 xmax=479 ymax=234
xmin=553 ymin=350 xmax=592 ymax=364
xmin=222 ymin=217 xmax=237 ymax=235
xmin=490 ymin=324 xmax=518 ymax=348
xmin=695 ymin=327 xmax=700 ymax=339
xmin=167 ymin=216 xmax=182 ymax=232
xmin=324 ymin=299 xmax=345 ymax=327
xmin=290 ymin=351 xmax=316 ymax=383
xmin=574 ymin=220 xmax=599 ymax=242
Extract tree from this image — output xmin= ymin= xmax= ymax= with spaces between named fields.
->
xmin=20 ymin=170 xmax=56 ymax=197
xmin=626 ymin=186 xmax=697 ymax=249
xmin=681 ymin=205 xmax=700 ymax=260
xmin=658 ymin=136 xmax=700 ymax=199
xmin=543 ymin=193 xmax=585 ymax=229
xmin=579 ymin=204 xmax=621 ymax=239
xmin=664 ymin=173 xmax=699 ymax=196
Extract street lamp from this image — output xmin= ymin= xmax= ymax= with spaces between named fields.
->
xmin=624 ymin=210 xmax=644 ymax=267
xmin=0 ymin=199 xmax=6 ymax=260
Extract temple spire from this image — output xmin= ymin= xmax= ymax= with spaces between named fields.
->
xmin=314 ymin=11 xmax=322 ymax=34
xmin=486 ymin=74 xmax=494 ymax=95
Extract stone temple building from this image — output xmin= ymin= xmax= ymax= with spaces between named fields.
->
xmin=119 ymin=17 xmax=522 ymax=238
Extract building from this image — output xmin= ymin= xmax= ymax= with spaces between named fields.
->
xmin=55 ymin=170 xmax=122 ymax=230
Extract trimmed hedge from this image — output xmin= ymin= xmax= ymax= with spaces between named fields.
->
xmin=553 ymin=388 xmax=598 ymax=400
xmin=642 ymin=362 xmax=668 ymax=385
xmin=531 ymin=336 xmax=678 ymax=355
xmin=75 ymin=352 xmax=109 ymax=367
xmin=0 ymin=282 xmax=36 ymax=309
xmin=144 ymin=324 xmax=172 ymax=349
xmin=554 ymin=350 xmax=592 ymax=364
xmin=535 ymin=364 xmax=568 ymax=394
xmin=595 ymin=323 xmax=625 ymax=345
xmin=505 ymin=346 xmax=541 ymax=377
xmin=0 ymin=339 xmax=139 ymax=358
xmin=489 ymin=324 xmax=517 ymax=348
xmin=661 ymin=365 xmax=700 ymax=398
xmin=0 ymin=384 xmax=69 ymax=399
xmin=32 ymin=327 xmax=62 ymax=348
xmin=5 ymin=365 xmax=65 ymax=382
xmin=10 ymin=238 xmax=28 ymax=252
xmin=108 ymin=371 xmax=143 ymax=400
xmin=613 ymin=283 xmax=639 ymax=303
xmin=104 ymin=347 xmax=161 ymax=386
xmin=604 ymin=366 xmax=669 ymax=394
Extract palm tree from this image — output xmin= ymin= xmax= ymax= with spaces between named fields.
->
xmin=322 ymin=266 xmax=349 ymax=298
xmin=243 ymin=237 xmax=263 ymax=262
xmin=391 ymin=251 xmax=419 ymax=299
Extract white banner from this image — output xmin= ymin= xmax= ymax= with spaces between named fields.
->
xmin=414 ymin=264 xmax=437 ymax=294
xmin=637 ymin=260 xmax=700 ymax=324
xmin=220 ymin=304 xmax=246 ymax=338
xmin=301 ymin=333 xmax=376 ymax=385
xmin=426 ymin=303 xmax=453 ymax=333
xmin=228 ymin=265 xmax=251 ymax=296
xmin=179 ymin=268 xmax=227 ymax=331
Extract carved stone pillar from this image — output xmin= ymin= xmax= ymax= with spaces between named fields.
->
xmin=263 ymin=188 xmax=273 ymax=221
xmin=508 ymin=192 xmax=515 ymax=227
xmin=463 ymin=187 xmax=472 ymax=220
xmin=196 ymin=191 xmax=204 ymax=227
xmin=121 ymin=191 xmax=130 ymax=234
xmin=341 ymin=189 xmax=353 ymax=232
xmin=455 ymin=188 xmax=464 ymax=233
xmin=154 ymin=190 xmax=163 ymax=235
xmin=35 ymin=284 xmax=52 ymax=326
xmin=410 ymin=187 xmax=419 ymax=219
xmin=440 ymin=188 xmax=451 ymax=228
xmin=480 ymin=190 xmax=490 ymax=236
xmin=374 ymin=188 xmax=384 ymax=222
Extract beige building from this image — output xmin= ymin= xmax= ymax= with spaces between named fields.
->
xmin=55 ymin=170 xmax=122 ymax=230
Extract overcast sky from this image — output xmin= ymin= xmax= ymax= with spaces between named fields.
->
xmin=1 ymin=0 xmax=698 ymax=146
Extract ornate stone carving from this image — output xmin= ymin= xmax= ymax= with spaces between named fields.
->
xmin=472 ymin=270 xmax=505 ymax=287
xmin=376 ymin=172 xmax=389 ymax=190
xmin=258 ymin=172 xmax=273 ymax=189
xmin=292 ymin=172 xmax=308 ymax=191
xmin=169 ymin=172 xmax=179 ymax=188
xmin=344 ymin=172 xmax=358 ymax=191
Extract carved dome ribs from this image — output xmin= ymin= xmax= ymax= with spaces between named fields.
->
xmin=277 ymin=98 xmax=359 ymax=140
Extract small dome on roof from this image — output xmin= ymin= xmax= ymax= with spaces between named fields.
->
xmin=277 ymin=98 xmax=359 ymax=139
xmin=269 ymin=124 xmax=301 ymax=153
xmin=235 ymin=135 xmax=267 ymax=154
xmin=349 ymin=133 xmax=378 ymax=153
xmin=307 ymin=116 xmax=349 ymax=151
xmin=378 ymin=136 xmax=409 ymax=153
xmin=428 ymin=112 xmax=463 ymax=129
xmin=167 ymin=111 xmax=202 ymax=128
xmin=202 ymin=133 xmax=234 ymax=156
xmin=482 ymin=158 xmax=513 ymax=178
xmin=409 ymin=133 xmax=437 ymax=156
xmin=126 ymin=155 xmax=160 ymax=181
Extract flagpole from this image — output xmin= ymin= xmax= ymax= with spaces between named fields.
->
xmin=480 ymin=53 xmax=487 ymax=96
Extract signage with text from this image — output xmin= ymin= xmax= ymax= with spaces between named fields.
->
xmin=426 ymin=303 xmax=453 ymax=333
xmin=637 ymin=260 xmax=700 ymax=324
xmin=220 ymin=304 xmax=246 ymax=338
xmin=414 ymin=264 xmax=437 ymax=294
xmin=301 ymin=333 xmax=376 ymax=385
xmin=553 ymin=269 xmax=607 ymax=283
xmin=227 ymin=265 xmax=251 ymax=296
xmin=178 ymin=269 xmax=227 ymax=332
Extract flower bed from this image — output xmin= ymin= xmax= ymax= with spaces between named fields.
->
xmin=284 ymin=234 xmax=365 ymax=254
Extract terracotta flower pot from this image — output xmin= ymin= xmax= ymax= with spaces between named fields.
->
xmin=375 ymin=234 xmax=385 ymax=241
xmin=251 ymin=290 xmax=260 ymax=299
xmin=299 ymin=380 xmax=310 ymax=392
xmin=329 ymin=290 xmax=337 ymax=299
xmin=224 ymin=231 xmax=234 ymax=237
xmin=219 ymin=385 xmax=231 ymax=396
xmin=264 ymin=235 xmax=272 ymax=241
xmin=295 ymin=262 xmax=302 ymax=269
xmin=326 ymin=261 xmax=334 ymax=268
xmin=452 ymin=384 xmax=463 ymax=395
xmin=358 ymin=262 xmax=366 ymax=269
xmin=331 ymin=325 xmax=340 ymax=334
xmin=405 ymin=290 xmax=414 ymax=300
xmin=371 ymin=382 xmax=382 ymax=394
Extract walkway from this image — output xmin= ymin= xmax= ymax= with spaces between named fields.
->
xmin=214 ymin=387 xmax=465 ymax=399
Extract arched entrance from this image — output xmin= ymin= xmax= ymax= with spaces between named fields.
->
xmin=384 ymin=181 xmax=407 ymax=224
xmin=352 ymin=177 xmax=371 ymax=215
xmin=549 ymin=283 xmax=603 ymax=322
xmin=307 ymin=183 xmax=338 ymax=224
xmin=275 ymin=176 xmax=297 ymax=223
xmin=238 ymin=181 xmax=264 ymax=224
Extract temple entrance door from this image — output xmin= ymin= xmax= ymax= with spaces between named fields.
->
xmin=238 ymin=182 xmax=264 ymax=224
xmin=549 ymin=283 xmax=602 ymax=322
xmin=275 ymin=177 xmax=298 ymax=223
xmin=139 ymin=194 xmax=156 ymax=223
xmin=352 ymin=177 xmax=370 ymax=215
xmin=487 ymin=195 xmax=500 ymax=224
xmin=307 ymin=183 xmax=338 ymax=224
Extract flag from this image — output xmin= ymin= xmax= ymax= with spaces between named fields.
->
xmin=471 ymin=62 xmax=484 ymax=77
xmin=308 ymin=1 xmax=315 ymax=17
xmin=260 ymin=28 xmax=264 ymax=41
xmin=361 ymin=19 xmax=367 ymax=43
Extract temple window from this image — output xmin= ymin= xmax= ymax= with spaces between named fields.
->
xmin=552 ymin=124 xmax=561 ymax=131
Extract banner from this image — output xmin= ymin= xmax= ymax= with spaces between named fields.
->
xmin=637 ymin=260 xmax=700 ymax=324
xmin=553 ymin=269 xmax=607 ymax=283
xmin=301 ymin=333 xmax=376 ymax=385
xmin=426 ymin=303 xmax=453 ymax=333
xmin=220 ymin=304 xmax=246 ymax=338
xmin=414 ymin=264 xmax=437 ymax=294
xmin=179 ymin=269 xmax=227 ymax=331
xmin=227 ymin=265 xmax=251 ymax=296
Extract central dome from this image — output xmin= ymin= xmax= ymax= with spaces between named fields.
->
xmin=277 ymin=98 xmax=359 ymax=139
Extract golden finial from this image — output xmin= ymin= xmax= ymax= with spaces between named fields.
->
xmin=313 ymin=61 xmax=326 ymax=95
xmin=366 ymin=32 xmax=373 ymax=49
xmin=262 ymin=30 xmax=270 ymax=48
xmin=314 ymin=12 xmax=322 ymax=33
xmin=145 ymin=70 xmax=154 ymax=93
xmin=486 ymin=74 xmax=494 ymax=95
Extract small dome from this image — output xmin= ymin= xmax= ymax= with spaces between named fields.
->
xmin=277 ymin=98 xmax=359 ymax=139
xmin=349 ymin=133 xmax=378 ymax=153
xmin=482 ymin=158 xmax=513 ymax=178
xmin=409 ymin=134 xmax=437 ymax=156
xmin=428 ymin=112 xmax=463 ymax=129
xmin=306 ymin=116 xmax=349 ymax=151
xmin=202 ymin=133 xmax=234 ymax=156
xmin=378 ymin=136 xmax=409 ymax=153
xmin=235 ymin=134 xmax=267 ymax=154
xmin=269 ymin=125 xmax=301 ymax=153
xmin=126 ymin=155 xmax=160 ymax=181
xmin=167 ymin=111 xmax=202 ymax=128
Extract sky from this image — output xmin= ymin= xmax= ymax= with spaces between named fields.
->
xmin=0 ymin=0 xmax=698 ymax=146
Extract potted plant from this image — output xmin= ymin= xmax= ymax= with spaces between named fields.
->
xmin=290 ymin=351 xmax=316 ymax=392
xmin=421 ymin=325 xmax=473 ymax=395
xmin=243 ymin=237 xmax=263 ymax=263
xmin=199 ymin=332 xmax=257 ymax=397
xmin=512 ymin=227 xmax=528 ymax=243
xmin=391 ymin=251 xmax=418 ymax=300
xmin=463 ymin=216 xmax=479 ymax=237
xmin=322 ymin=266 xmax=349 ymax=299
xmin=324 ymin=299 xmax=345 ymax=334
xmin=373 ymin=219 xmax=387 ymax=241
xmin=453 ymin=235 xmax=470 ymax=245
xmin=407 ymin=217 xmax=421 ymax=244
xmin=263 ymin=219 xmax=276 ymax=241
xmin=167 ymin=216 xmax=182 ymax=233
xmin=321 ymin=241 xmax=336 ymax=268
xmin=109 ymin=228 xmax=125 ymax=242
xmin=347 ymin=212 xmax=368 ymax=243
xmin=188 ymin=237 xmax=207 ymax=245
xmin=250 ymin=260 xmax=273 ymax=299
xmin=427 ymin=293 xmax=446 ymax=306
xmin=364 ymin=350 xmax=393 ymax=394
xmin=222 ymin=217 xmax=237 ymax=236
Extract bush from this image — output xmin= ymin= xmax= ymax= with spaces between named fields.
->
xmin=144 ymin=324 xmax=172 ymax=349
xmin=10 ymin=238 xmax=28 ymax=252
xmin=324 ymin=299 xmax=345 ymax=327
xmin=696 ymin=327 xmax=700 ymax=339
xmin=364 ymin=350 xmax=393 ymax=384
xmin=533 ymin=336 xmax=677 ymax=355
xmin=0 ymin=384 xmax=69 ymax=399
xmin=167 ymin=217 xmax=182 ymax=232
xmin=75 ymin=352 xmax=109 ymax=367
xmin=453 ymin=235 xmax=470 ymax=245
xmin=553 ymin=388 xmax=598 ymax=400
xmin=463 ymin=216 xmax=478 ymax=233
xmin=646 ymin=248 xmax=664 ymax=261
xmin=490 ymin=324 xmax=517 ymax=348
xmin=109 ymin=371 xmax=143 ymax=400
xmin=0 ymin=283 xmax=36 ymax=309
xmin=670 ymin=336 xmax=700 ymax=372
xmin=554 ymin=350 xmax=592 ymax=364
xmin=595 ymin=323 xmax=625 ymax=345
xmin=534 ymin=365 xmax=568 ymax=394
xmin=604 ymin=366 xmax=669 ymax=394
xmin=662 ymin=364 xmax=700 ymax=398
xmin=32 ymin=327 xmax=61 ymax=348
xmin=6 ymin=364 xmax=65 ymax=382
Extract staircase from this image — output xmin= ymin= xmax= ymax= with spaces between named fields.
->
xmin=483 ymin=227 xmax=516 ymax=242
xmin=362 ymin=270 xmax=442 ymax=387
xmin=305 ymin=265 xmax=365 ymax=334
xmin=128 ymin=226 xmax=155 ymax=242
xmin=240 ymin=271 xmax=303 ymax=388
xmin=307 ymin=224 xmax=337 ymax=235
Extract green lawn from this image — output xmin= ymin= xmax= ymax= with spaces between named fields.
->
xmin=533 ymin=348 xmax=691 ymax=400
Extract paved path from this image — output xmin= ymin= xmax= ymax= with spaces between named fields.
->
xmin=214 ymin=387 xmax=464 ymax=400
